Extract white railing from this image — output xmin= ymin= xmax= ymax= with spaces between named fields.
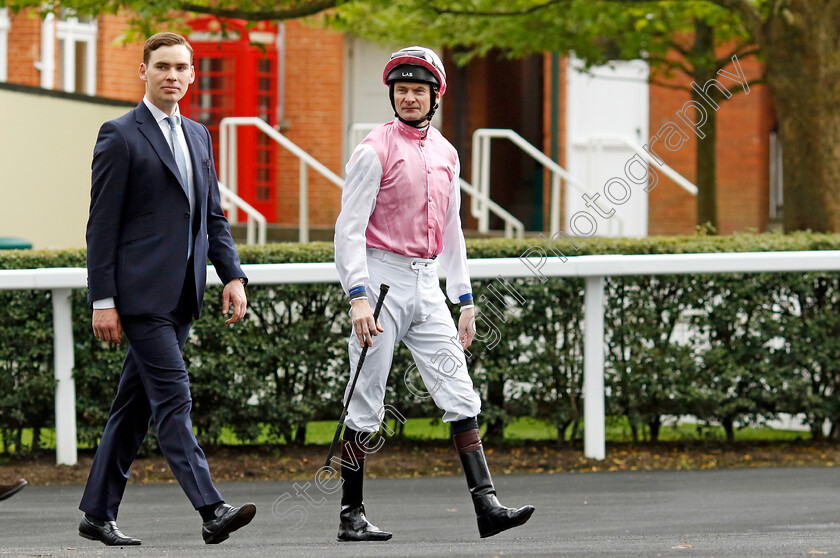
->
xmin=459 ymin=178 xmax=524 ymax=238
xmin=348 ymin=123 xmax=525 ymax=239
xmin=218 ymin=183 xmax=267 ymax=245
xmin=219 ymin=117 xmax=345 ymax=243
xmin=5 ymin=250 xmax=840 ymax=465
xmin=579 ymin=134 xmax=699 ymax=196
xmin=471 ymin=128 xmax=598 ymax=237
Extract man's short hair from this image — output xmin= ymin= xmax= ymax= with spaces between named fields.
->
xmin=143 ymin=32 xmax=194 ymax=66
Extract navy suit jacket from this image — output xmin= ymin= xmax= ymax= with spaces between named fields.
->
xmin=86 ymin=102 xmax=245 ymax=317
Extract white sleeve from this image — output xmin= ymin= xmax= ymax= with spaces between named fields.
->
xmin=334 ymin=144 xmax=382 ymax=296
xmin=92 ymin=297 xmax=116 ymax=310
xmin=438 ymin=160 xmax=472 ymax=304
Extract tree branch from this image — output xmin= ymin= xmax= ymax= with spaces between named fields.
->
xmin=649 ymin=78 xmax=691 ymax=92
xmin=714 ymin=46 xmax=759 ymax=72
xmin=179 ymin=0 xmax=337 ymax=21
xmin=645 ymin=54 xmax=693 ymax=77
xmin=724 ymin=76 xmax=765 ymax=99
xmin=705 ymin=0 xmax=764 ymax=42
xmin=431 ymin=0 xmax=565 ymax=16
xmin=769 ymin=0 xmax=786 ymax=19
xmin=431 ymin=0 xmax=656 ymax=17
xmin=671 ymin=42 xmax=691 ymax=58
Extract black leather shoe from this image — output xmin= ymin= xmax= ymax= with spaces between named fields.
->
xmin=0 ymin=479 xmax=27 ymax=502
xmin=78 ymin=516 xmax=141 ymax=546
xmin=337 ymin=504 xmax=393 ymax=541
xmin=202 ymin=503 xmax=256 ymax=544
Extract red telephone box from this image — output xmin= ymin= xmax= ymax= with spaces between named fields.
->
xmin=182 ymin=17 xmax=279 ymax=222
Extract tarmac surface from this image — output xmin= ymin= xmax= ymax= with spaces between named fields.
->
xmin=1 ymin=467 xmax=839 ymax=557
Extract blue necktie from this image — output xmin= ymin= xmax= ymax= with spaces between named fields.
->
xmin=165 ymin=116 xmax=193 ymax=259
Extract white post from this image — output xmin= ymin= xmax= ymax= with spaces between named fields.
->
xmin=84 ymin=25 xmax=97 ymax=95
xmin=229 ymin=125 xmax=239 ymax=225
xmin=299 ymin=160 xmax=309 ymax=243
xmin=470 ymin=131 xmax=481 ymax=221
xmin=39 ymin=13 xmax=55 ymax=89
xmin=59 ymin=18 xmax=75 ymax=93
xmin=51 ymin=288 xmax=77 ymax=466
xmin=219 ymin=121 xmax=228 ymax=186
xmin=246 ymin=217 xmax=255 ymax=245
xmin=258 ymin=219 xmax=267 ymax=245
xmin=0 ymin=9 xmax=10 ymax=83
xmin=550 ymin=173 xmax=561 ymax=234
xmin=583 ymin=276 xmax=606 ymax=460
xmin=480 ymin=136 xmax=492 ymax=233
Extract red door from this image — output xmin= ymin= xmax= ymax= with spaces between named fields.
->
xmin=182 ymin=18 xmax=279 ymax=222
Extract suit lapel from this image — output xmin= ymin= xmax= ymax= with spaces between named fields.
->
xmin=135 ymin=103 xmax=188 ymax=197
xmin=182 ymin=118 xmax=208 ymax=203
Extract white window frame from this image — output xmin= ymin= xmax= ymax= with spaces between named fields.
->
xmin=56 ymin=14 xmax=97 ymax=95
xmin=0 ymin=8 xmax=10 ymax=82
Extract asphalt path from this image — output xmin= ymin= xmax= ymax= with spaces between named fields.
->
xmin=1 ymin=467 xmax=839 ymax=557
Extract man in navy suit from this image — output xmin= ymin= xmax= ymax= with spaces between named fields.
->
xmin=79 ymin=32 xmax=255 ymax=546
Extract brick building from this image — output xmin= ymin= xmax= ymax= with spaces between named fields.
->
xmin=0 ymin=9 xmax=777 ymax=238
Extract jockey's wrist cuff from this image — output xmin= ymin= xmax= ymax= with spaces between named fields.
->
xmin=460 ymin=304 xmax=475 ymax=313
xmin=349 ymin=285 xmax=367 ymax=300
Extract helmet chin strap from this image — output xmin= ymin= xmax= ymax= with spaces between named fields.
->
xmin=390 ymin=84 xmax=439 ymax=127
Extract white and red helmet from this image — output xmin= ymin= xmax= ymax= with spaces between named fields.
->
xmin=383 ymin=46 xmax=447 ymax=124
xmin=383 ymin=46 xmax=447 ymax=96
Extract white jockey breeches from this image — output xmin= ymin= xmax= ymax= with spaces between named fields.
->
xmin=343 ymin=248 xmax=482 ymax=433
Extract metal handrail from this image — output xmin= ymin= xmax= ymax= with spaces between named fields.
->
xmin=459 ymin=178 xmax=524 ymax=238
xmin=579 ymin=134 xmax=698 ymax=196
xmin=471 ymin=128 xmax=591 ymax=236
xmin=219 ymin=117 xmax=345 ymax=243
xmin=218 ymin=182 xmax=267 ymax=245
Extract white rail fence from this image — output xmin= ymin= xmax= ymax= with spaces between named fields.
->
xmin=3 ymin=251 xmax=840 ymax=465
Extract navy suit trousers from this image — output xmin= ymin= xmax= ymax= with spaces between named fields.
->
xmin=79 ymin=272 xmax=223 ymax=521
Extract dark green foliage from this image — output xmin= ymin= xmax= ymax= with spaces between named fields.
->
xmin=0 ymin=249 xmax=84 ymax=452
xmin=773 ymin=273 xmax=840 ymax=440
xmin=505 ymin=277 xmax=585 ymax=445
xmin=605 ymin=274 xmax=702 ymax=443
xmin=5 ymin=233 xmax=840 ymax=452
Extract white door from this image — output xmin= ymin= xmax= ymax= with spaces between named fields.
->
xmin=566 ymin=56 xmax=649 ymax=237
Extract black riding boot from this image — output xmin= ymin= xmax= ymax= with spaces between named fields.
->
xmin=337 ymin=427 xmax=392 ymax=542
xmin=452 ymin=418 xmax=535 ymax=538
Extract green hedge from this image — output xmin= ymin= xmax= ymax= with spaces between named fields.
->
xmin=3 ymin=232 xmax=840 ymax=452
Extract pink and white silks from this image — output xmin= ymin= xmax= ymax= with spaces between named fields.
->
xmin=334 ymin=118 xmax=481 ymax=433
